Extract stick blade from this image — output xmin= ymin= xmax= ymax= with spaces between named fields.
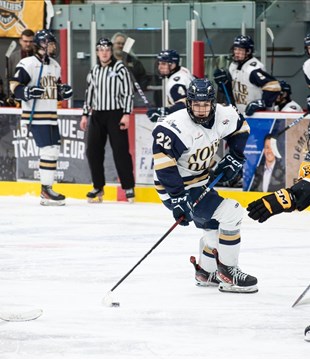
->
xmin=5 ymin=40 xmax=17 ymax=58
xmin=270 ymin=137 xmax=282 ymax=159
xmin=123 ymin=37 xmax=135 ymax=54
xmin=0 ymin=308 xmax=43 ymax=322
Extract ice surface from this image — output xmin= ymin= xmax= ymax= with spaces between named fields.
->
xmin=0 ymin=196 xmax=309 ymax=359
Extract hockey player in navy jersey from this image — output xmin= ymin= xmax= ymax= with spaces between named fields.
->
xmin=10 ymin=29 xmax=73 ymax=206
xmin=152 ymin=78 xmax=258 ymax=293
xmin=147 ymin=49 xmax=194 ymax=123
xmin=213 ymin=35 xmax=281 ymax=116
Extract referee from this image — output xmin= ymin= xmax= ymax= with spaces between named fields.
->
xmin=80 ymin=37 xmax=135 ymax=202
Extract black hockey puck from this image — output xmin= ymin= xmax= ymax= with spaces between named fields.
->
xmin=111 ymin=302 xmax=120 ymax=307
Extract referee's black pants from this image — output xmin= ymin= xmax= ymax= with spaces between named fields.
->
xmin=86 ymin=109 xmax=135 ymax=190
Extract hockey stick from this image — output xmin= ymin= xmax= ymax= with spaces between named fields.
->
xmin=5 ymin=40 xmax=17 ymax=98
xmin=192 ymin=10 xmax=232 ymax=105
xmin=26 ymin=59 xmax=45 ymax=139
xmin=266 ymin=27 xmax=275 ymax=76
xmin=122 ymin=37 xmax=152 ymax=108
xmin=270 ymin=111 xmax=310 ymax=158
xmin=102 ymin=172 xmax=224 ymax=307
xmin=193 ymin=10 xmax=215 ymax=59
xmin=0 ymin=308 xmax=43 ymax=322
xmin=292 ymin=283 xmax=310 ymax=308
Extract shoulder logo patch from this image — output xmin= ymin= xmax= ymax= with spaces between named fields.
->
xmin=250 ymin=61 xmax=257 ymax=67
xmin=173 ymin=76 xmax=180 ymax=82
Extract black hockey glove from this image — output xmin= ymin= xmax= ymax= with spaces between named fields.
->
xmin=24 ymin=85 xmax=45 ymax=101
xmin=170 ymin=191 xmax=193 ymax=226
xmin=245 ymin=99 xmax=266 ymax=116
xmin=247 ymin=188 xmax=296 ymax=223
xmin=213 ymin=68 xmax=229 ymax=86
xmin=57 ymin=84 xmax=73 ymax=100
xmin=146 ymin=107 xmax=168 ymax=123
xmin=214 ymin=153 xmax=245 ymax=182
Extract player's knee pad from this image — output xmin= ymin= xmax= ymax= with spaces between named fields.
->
xmin=212 ymin=198 xmax=244 ymax=230
xmin=39 ymin=145 xmax=60 ymax=160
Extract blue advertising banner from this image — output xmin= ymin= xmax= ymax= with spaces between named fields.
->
xmin=244 ymin=116 xmax=286 ymax=191
xmin=244 ymin=112 xmax=309 ymax=192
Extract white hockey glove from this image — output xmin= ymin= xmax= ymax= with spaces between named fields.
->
xmin=170 ymin=191 xmax=193 ymax=226
xmin=24 ymin=86 xmax=45 ymax=101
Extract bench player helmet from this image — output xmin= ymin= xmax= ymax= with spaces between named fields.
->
xmin=304 ymin=33 xmax=310 ymax=55
xmin=157 ymin=50 xmax=180 ymax=77
xmin=33 ymin=29 xmax=57 ymax=57
xmin=186 ymin=78 xmax=216 ymax=126
xmin=157 ymin=50 xmax=180 ymax=66
xmin=232 ymin=35 xmax=254 ymax=63
xmin=279 ymin=80 xmax=291 ymax=96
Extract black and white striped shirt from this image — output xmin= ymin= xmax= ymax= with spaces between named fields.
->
xmin=82 ymin=57 xmax=133 ymax=116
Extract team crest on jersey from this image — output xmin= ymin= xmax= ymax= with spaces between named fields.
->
xmin=0 ymin=0 xmax=25 ymax=30
xmin=173 ymin=76 xmax=180 ymax=82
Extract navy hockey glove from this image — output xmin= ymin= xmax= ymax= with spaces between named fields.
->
xmin=170 ymin=191 xmax=193 ymax=226
xmin=57 ymin=84 xmax=73 ymax=100
xmin=214 ymin=153 xmax=245 ymax=182
xmin=146 ymin=107 xmax=168 ymax=123
xmin=24 ymin=86 xmax=44 ymax=101
xmin=245 ymin=99 xmax=266 ymax=116
xmin=213 ymin=68 xmax=229 ymax=85
xmin=247 ymin=188 xmax=296 ymax=223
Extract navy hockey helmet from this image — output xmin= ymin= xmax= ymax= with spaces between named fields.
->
xmin=96 ymin=38 xmax=113 ymax=49
xmin=233 ymin=35 xmax=254 ymax=53
xmin=304 ymin=33 xmax=310 ymax=55
xmin=33 ymin=29 xmax=57 ymax=58
xmin=34 ymin=29 xmax=56 ymax=49
xmin=304 ymin=33 xmax=310 ymax=47
xmin=279 ymin=80 xmax=291 ymax=95
xmin=186 ymin=78 xmax=216 ymax=126
xmin=157 ymin=50 xmax=180 ymax=66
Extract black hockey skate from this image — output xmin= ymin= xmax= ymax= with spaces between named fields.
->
xmin=125 ymin=188 xmax=135 ymax=203
xmin=190 ymin=256 xmax=219 ymax=287
xmin=86 ymin=188 xmax=104 ymax=203
xmin=216 ymin=262 xmax=258 ymax=293
xmin=40 ymin=185 xmax=65 ymax=206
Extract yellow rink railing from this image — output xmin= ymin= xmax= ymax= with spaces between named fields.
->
xmin=2 ymin=181 xmax=307 ymax=210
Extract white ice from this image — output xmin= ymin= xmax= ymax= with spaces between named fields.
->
xmin=0 ymin=195 xmax=309 ymax=359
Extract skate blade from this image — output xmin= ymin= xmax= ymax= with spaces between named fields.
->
xmin=127 ymin=197 xmax=135 ymax=203
xmin=40 ymin=198 xmax=66 ymax=206
xmin=195 ymin=281 xmax=219 ymax=287
xmin=87 ymin=196 xmax=103 ymax=203
xmin=218 ymin=282 xmax=258 ymax=294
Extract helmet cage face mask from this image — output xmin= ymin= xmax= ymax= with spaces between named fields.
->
xmin=186 ymin=79 xmax=216 ymax=125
